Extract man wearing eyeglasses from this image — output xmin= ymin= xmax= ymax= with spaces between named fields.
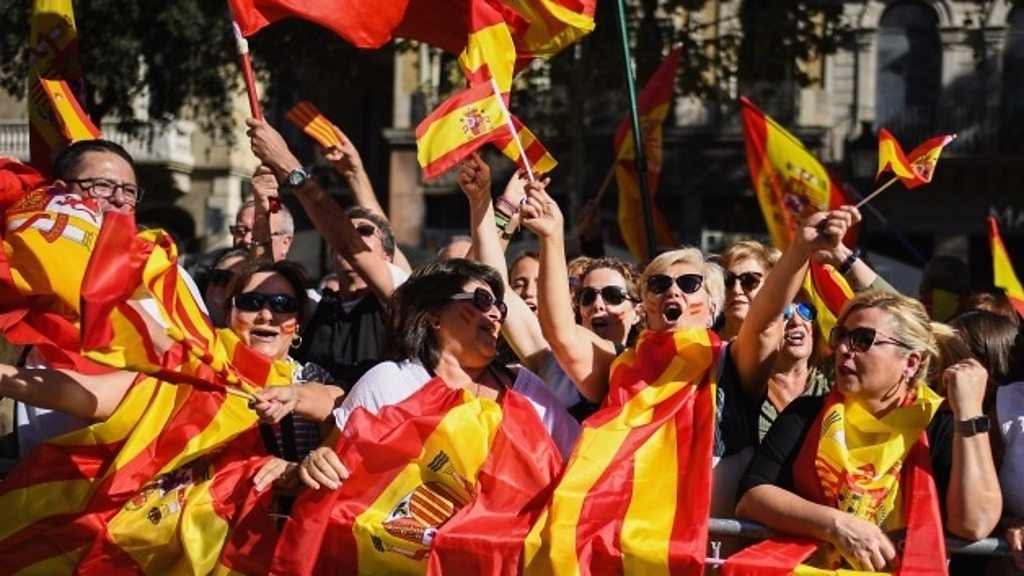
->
xmin=231 ymin=198 xmax=295 ymax=261
xmin=52 ymin=139 xmax=142 ymax=215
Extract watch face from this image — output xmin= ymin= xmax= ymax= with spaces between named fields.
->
xmin=287 ymin=170 xmax=307 ymax=187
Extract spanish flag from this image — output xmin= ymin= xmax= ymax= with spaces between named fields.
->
xmin=988 ymin=216 xmax=1024 ymax=316
xmin=523 ymin=329 xmax=718 ymax=575
xmin=0 ymin=182 xmax=112 ymax=373
xmin=503 ymin=0 xmax=596 ymax=59
xmin=415 ymin=81 xmax=509 ymax=180
xmin=615 ymin=47 xmax=681 ymax=262
xmin=39 ymin=77 xmax=102 ymax=143
xmin=877 ymin=129 xmax=956 ymax=189
xmin=29 ymin=0 xmax=88 ymax=175
xmin=740 ymin=96 xmax=856 ymax=340
xmin=458 ymin=0 xmax=517 ymax=93
xmin=272 ymin=376 xmax=562 ymax=575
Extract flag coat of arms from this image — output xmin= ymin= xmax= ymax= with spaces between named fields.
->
xmin=272 ymin=376 xmax=562 ymax=575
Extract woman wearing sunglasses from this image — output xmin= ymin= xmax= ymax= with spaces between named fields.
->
xmin=455 ymin=156 xmax=642 ymax=422
xmin=251 ymin=259 xmax=580 ymax=492
xmin=718 ymin=240 xmax=779 ymax=341
xmin=732 ymin=290 xmax=1001 ymax=573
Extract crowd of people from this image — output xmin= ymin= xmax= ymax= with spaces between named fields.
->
xmin=1 ymin=116 xmax=1023 ymax=574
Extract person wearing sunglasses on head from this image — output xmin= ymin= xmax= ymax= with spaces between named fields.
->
xmin=250 ymin=259 xmax=579 ymax=498
xmin=718 ymin=240 xmax=779 ymax=341
xmin=733 ymin=289 xmax=1001 ymax=573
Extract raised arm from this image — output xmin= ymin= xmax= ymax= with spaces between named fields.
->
xmin=457 ymin=154 xmax=548 ymax=372
xmin=247 ymin=164 xmax=278 ymax=262
xmin=732 ymin=206 xmax=860 ymax=399
xmin=247 ymin=118 xmax=396 ymax=301
xmin=520 ymin=182 xmax=617 ymax=403
xmin=0 ymin=363 xmax=136 ymax=421
xmin=321 ymin=124 xmax=412 ymax=273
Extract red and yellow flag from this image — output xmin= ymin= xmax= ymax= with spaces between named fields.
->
xmin=415 ymin=81 xmax=509 ymax=180
xmin=0 ymin=181 xmax=112 ymax=373
xmin=285 ymin=101 xmax=344 ymax=149
xmin=230 ymin=0 xmax=412 ymax=48
xmin=988 ymin=215 xmax=1024 ymax=316
xmin=458 ymin=0 xmax=517 ymax=93
xmin=876 ymin=129 xmax=956 ymax=189
xmin=29 ymin=0 xmax=89 ymax=176
xmin=614 ymin=47 xmax=681 ymax=262
xmin=740 ymin=96 xmax=856 ymax=339
xmin=39 ymin=77 xmax=101 ymax=143
xmin=494 ymin=114 xmax=557 ymax=175
xmin=523 ymin=329 xmax=718 ymax=575
xmin=722 ymin=388 xmax=946 ymax=575
xmin=272 ymin=376 xmax=562 ymax=575
xmin=502 ymin=0 xmax=596 ymax=60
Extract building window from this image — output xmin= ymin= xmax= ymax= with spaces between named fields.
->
xmin=1002 ymin=7 xmax=1024 ymax=153
xmin=875 ymin=3 xmax=941 ymax=143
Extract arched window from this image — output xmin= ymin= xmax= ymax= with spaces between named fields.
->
xmin=875 ymin=3 xmax=942 ymax=143
xmin=1001 ymin=7 xmax=1024 ymax=152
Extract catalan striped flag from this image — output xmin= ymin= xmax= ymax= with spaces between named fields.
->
xmin=29 ymin=0 xmax=88 ymax=176
xmin=415 ymin=81 xmax=509 ymax=180
xmin=272 ymin=376 xmax=561 ymax=575
xmin=39 ymin=77 xmax=102 ymax=143
xmin=988 ymin=216 xmax=1024 ymax=316
xmin=615 ymin=47 xmax=681 ymax=262
xmin=877 ymin=129 xmax=956 ymax=189
xmin=740 ymin=96 xmax=857 ymax=340
xmin=494 ymin=114 xmax=557 ymax=175
xmin=523 ymin=329 xmax=718 ymax=575
xmin=285 ymin=101 xmax=344 ymax=149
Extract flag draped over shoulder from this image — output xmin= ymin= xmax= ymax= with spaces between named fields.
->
xmin=29 ymin=0 xmax=88 ymax=176
xmin=740 ymin=96 xmax=856 ymax=339
xmin=876 ymin=128 xmax=955 ymax=189
xmin=523 ymin=329 xmax=719 ymax=575
xmin=0 ymin=181 xmax=112 ymax=373
xmin=272 ymin=376 xmax=562 ymax=575
xmin=0 ymin=212 xmax=293 ymax=572
xmin=614 ymin=47 xmax=681 ymax=262
xmin=988 ymin=216 xmax=1024 ymax=316
xmin=722 ymin=388 xmax=946 ymax=575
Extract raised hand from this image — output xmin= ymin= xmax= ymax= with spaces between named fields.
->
xmin=942 ymin=358 xmax=988 ymax=419
xmin=245 ymin=118 xmax=301 ymax=177
xmin=457 ymin=153 xmax=491 ymax=202
xmin=519 ymin=177 xmax=560 ymax=238
xmin=321 ymin=125 xmax=364 ymax=180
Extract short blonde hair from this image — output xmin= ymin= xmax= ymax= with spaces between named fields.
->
xmin=836 ymin=290 xmax=937 ymax=384
xmin=721 ymin=239 xmax=780 ymax=272
xmin=641 ymin=247 xmax=724 ymax=320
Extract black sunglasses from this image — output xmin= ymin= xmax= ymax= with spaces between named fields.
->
xmin=577 ymin=286 xmax=631 ymax=307
xmin=724 ymin=271 xmax=763 ymax=292
xmin=646 ymin=274 xmax=704 ymax=295
xmin=233 ymin=292 xmax=299 ymax=314
xmin=208 ymin=269 xmax=235 ymax=287
xmin=355 ymin=224 xmax=378 ymax=237
xmin=828 ymin=326 xmax=911 ymax=353
xmin=783 ymin=302 xmax=816 ymax=322
xmin=449 ymin=287 xmax=508 ymax=322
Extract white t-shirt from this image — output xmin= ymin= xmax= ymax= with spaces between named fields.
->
xmin=333 ymin=360 xmax=580 ymax=459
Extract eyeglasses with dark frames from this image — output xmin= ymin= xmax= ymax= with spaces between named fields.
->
xmin=646 ymin=274 xmax=704 ymax=295
xmin=828 ymin=326 xmax=912 ymax=353
xmin=724 ymin=271 xmax=763 ymax=292
xmin=783 ymin=302 xmax=816 ymax=322
xmin=232 ymin=292 xmax=299 ymax=314
xmin=229 ymin=225 xmax=286 ymax=238
xmin=449 ymin=287 xmax=508 ymax=322
xmin=65 ymin=178 xmax=144 ymax=204
xmin=577 ymin=285 xmax=632 ymax=307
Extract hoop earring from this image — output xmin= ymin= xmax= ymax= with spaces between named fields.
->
xmin=291 ymin=335 xmax=303 ymax=349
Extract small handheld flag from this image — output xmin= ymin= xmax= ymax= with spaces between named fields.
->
xmin=285 ymin=101 xmax=344 ymax=149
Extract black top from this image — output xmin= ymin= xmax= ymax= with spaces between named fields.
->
xmin=293 ymin=291 xmax=388 ymax=391
xmin=715 ymin=342 xmax=762 ymax=458
xmin=738 ymin=395 xmax=954 ymax=514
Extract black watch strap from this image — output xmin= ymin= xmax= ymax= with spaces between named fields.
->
xmin=954 ymin=415 xmax=991 ymax=437
xmin=282 ymin=168 xmax=309 ymax=189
